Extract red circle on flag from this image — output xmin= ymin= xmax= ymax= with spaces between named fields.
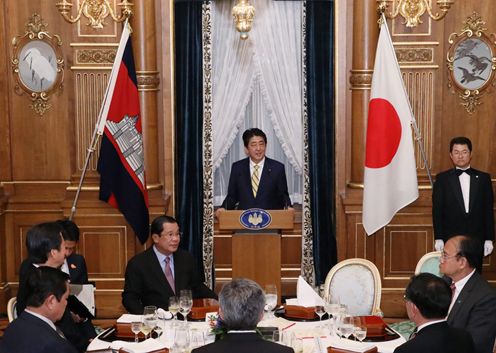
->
xmin=365 ymin=98 xmax=402 ymax=168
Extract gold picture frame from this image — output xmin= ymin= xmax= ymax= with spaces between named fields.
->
xmin=447 ymin=12 xmax=496 ymax=114
xmin=12 ymin=13 xmax=64 ymax=116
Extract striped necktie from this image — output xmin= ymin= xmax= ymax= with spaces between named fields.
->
xmin=252 ymin=164 xmax=260 ymax=197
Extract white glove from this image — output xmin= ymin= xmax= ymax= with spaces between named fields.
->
xmin=484 ymin=240 xmax=494 ymax=257
xmin=434 ymin=239 xmax=444 ymax=252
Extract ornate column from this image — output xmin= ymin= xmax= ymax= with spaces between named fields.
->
xmin=130 ymin=1 xmax=162 ymax=192
xmin=349 ymin=0 xmax=380 ymax=185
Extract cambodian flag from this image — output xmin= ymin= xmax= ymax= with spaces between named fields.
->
xmin=97 ymin=22 xmax=149 ymax=244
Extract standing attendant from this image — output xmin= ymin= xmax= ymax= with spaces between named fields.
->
xmin=432 ymin=136 xmax=494 ymax=269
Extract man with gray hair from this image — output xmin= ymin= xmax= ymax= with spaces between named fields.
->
xmin=192 ymin=278 xmax=293 ymax=353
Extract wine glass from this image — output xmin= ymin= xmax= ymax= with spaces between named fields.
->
xmin=169 ymin=296 xmax=179 ymax=326
xmin=143 ymin=305 xmax=157 ymax=338
xmin=338 ymin=315 xmax=355 ymax=340
xmin=264 ymin=284 xmax=278 ymax=318
xmin=131 ymin=321 xmax=141 ymax=342
xmin=140 ymin=320 xmax=153 ymax=340
xmin=314 ymin=303 xmax=325 ymax=328
xmin=325 ymin=302 xmax=341 ymax=336
xmin=354 ymin=326 xmax=367 ymax=342
xmin=179 ymin=289 xmax=193 ymax=323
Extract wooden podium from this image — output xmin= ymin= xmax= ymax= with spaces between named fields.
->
xmin=218 ymin=209 xmax=294 ymax=303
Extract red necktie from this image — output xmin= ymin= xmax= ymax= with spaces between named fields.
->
xmin=164 ymin=256 xmax=175 ymax=294
xmin=450 ymin=282 xmax=456 ymax=297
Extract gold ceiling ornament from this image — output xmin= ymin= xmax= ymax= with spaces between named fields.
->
xmin=11 ymin=13 xmax=65 ymax=116
xmin=446 ymin=12 xmax=496 ymax=114
xmin=232 ymin=0 xmax=255 ymax=40
xmin=377 ymin=0 xmax=454 ymax=28
xmin=55 ymin=0 xmax=133 ymax=29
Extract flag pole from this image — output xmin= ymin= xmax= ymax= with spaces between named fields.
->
xmin=378 ymin=12 xmax=434 ymax=188
xmin=69 ymin=21 xmax=132 ymax=220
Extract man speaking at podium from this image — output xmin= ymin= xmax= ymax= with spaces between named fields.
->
xmin=215 ymin=128 xmax=291 ymax=217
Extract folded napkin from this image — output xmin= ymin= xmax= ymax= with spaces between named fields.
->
xmin=297 ymin=276 xmax=325 ymax=307
xmin=156 ymin=308 xmax=173 ymax=320
xmin=325 ymin=336 xmax=376 ymax=353
xmin=111 ymin=338 xmax=167 ymax=353
xmin=116 ymin=314 xmax=143 ymax=323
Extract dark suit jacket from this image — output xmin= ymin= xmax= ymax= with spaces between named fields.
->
xmin=447 ymin=272 xmax=496 ymax=353
xmin=393 ymin=322 xmax=474 ymax=353
xmin=221 ymin=157 xmax=291 ymax=210
xmin=432 ymin=168 xmax=494 ymax=242
xmin=66 ymin=253 xmax=88 ymax=284
xmin=16 ymin=260 xmax=95 ymax=352
xmin=191 ymin=332 xmax=294 ymax=353
xmin=0 ymin=311 xmax=78 ymax=353
xmin=122 ymin=247 xmax=217 ymax=314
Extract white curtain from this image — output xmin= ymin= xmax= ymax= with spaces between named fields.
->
xmin=211 ymin=0 xmax=304 ymax=206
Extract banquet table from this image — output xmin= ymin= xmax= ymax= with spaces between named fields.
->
xmin=86 ymin=314 xmax=406 ymax=353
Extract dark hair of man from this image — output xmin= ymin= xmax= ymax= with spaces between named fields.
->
xmin=56 ymin=219 xmax=80 ymax=242
xmin=405 ymin=273 xmax=451 ymax=319
xmin=456 ymin=235 xmax=483 ymax=271
xmin=26 ymin=222 xmax=64 ymax=264
xmin=25 ymin=266 xmax=69 ymax=308
xmin=449 ymin=136 xmax=472 ymax=152
xmin=150 ymin=215 xmax=179 ymax=236
xmin=242 ymin=128 xmax=267 ymax=147
xmin=219 ymin=278 xmax=265 ymax=330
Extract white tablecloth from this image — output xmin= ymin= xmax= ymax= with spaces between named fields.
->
xmin=86 ymin=316 xmax=405 ymax=353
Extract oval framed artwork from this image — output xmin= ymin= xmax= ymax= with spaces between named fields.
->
xmin=12 ymin=13 xmax=64 ymax=116
xmin=447 ymin=12 xmax=496 ymax=113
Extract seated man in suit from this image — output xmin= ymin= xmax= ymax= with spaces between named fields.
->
xmin=56 ymin=219 xmax=89 ymax=284
xmin=17 ymin=222 xmax=96 ymax=352
xmin=440 ymin=235 xmax=496 ymax=353
xmin=192 ymin=278 xmax=294 ymax=353
xmin=394 ymin=273 xmax=474 ymax=353
xmin=122 ymin=215 xmax=217 ymax=314
xmin=215 ymin=128 xmax=291 ymax=217
xmin=0 ymin=266 xmax=77 ymax=353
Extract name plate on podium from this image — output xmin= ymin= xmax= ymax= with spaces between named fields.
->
xmin=218 ymin=209 xmax=294 ymax=231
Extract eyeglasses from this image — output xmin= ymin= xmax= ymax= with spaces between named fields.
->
xmin=163 ymin=232 xmax=182 ymax=239
xmin=441 ymin=251 xmax=460 ymax=261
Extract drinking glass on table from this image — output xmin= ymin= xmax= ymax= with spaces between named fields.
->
xmin=169 ymin=296 xmax=180 ymax=326
xmin=173 ymin=326 xmax=190 ymax=353
xmin=143 ymin=305 xmax=158 ymax=338
xmin=325 ymin=302 xmax=341 ymax=336
xmin=264 ymin=284 xmax=278 ymax=318
xmin=338 ymin=315 xmax=355 ymax=339
xmin=179 ymin=289 xmax=193 ymax=323
xmin=131 ymin=321 xmax=142 ymax=342
xmin=354 ymin=326 xmax=367 ymax=342
xmin=314 ymin=302 xmax=325 ymax=328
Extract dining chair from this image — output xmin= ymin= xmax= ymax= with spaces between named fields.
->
xmin=7 ymin=297 xmax=17 ymax=322
xmin=414 ymin=251 xmax=442 ymax=276
xmin=323 ymin=258 xmax=382 ymax=316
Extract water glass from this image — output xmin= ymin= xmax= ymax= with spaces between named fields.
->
xmin=354 ymin=326 xmax=367 ymax=342
xmin=143 ymin=305 xmax=158 ymax=338
xmin=264 ymin=284 xmax=278 ymax=318
xmin=173 ymin=326 xmax=190 ymax=353
xmin=179 ymin=289 xmax=193 ymax=322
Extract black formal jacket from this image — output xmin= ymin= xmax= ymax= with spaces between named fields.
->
xmin=16 ymin=260 xmax=95 ymax=352
xmin=66 ymin=253 xmax=89 ymax=284
xmin=432 ymin=168 xmax=494 ymax=242
xmin=0 ymin=311 xmax=78 ymax=353
xmin=191 ymin=332 xmax=294 ymax=353
xmin=122 ymin=247 xmax=217 ymax=314
xmin=447 ymin=272 xmax=496 ymax=353
xmin=221 ymin=157 xmax=291 ymax=210
xmin=393 ymin=321 xmax=474 ymax=353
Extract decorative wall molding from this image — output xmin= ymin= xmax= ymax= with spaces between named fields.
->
xmin=396 ymin=48 xmax=433 ymax=62
xmin=76 ymin=48 xmax=116 ymax=64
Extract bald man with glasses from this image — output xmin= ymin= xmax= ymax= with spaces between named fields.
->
xmin=122 ymin=215 xmax=217 ymax=314
xmin=439 ymin=235 xmax=496 ymax=353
